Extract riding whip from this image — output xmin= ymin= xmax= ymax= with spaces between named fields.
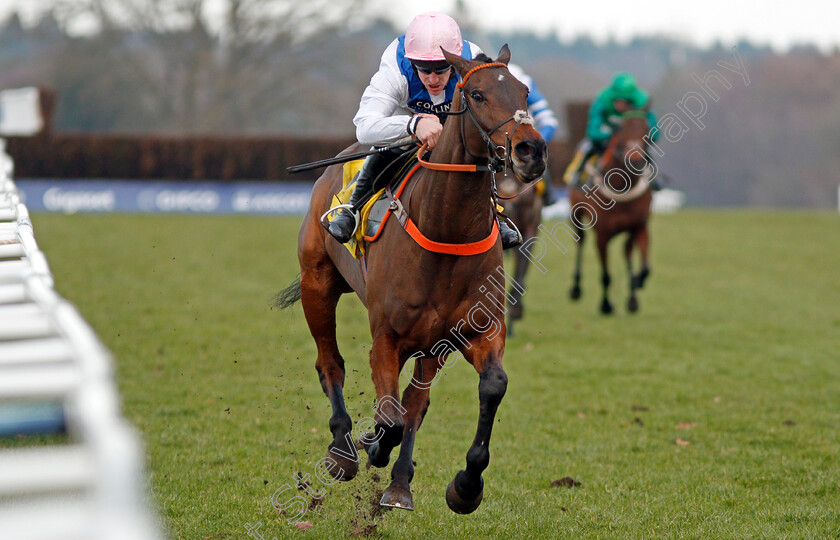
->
xmin=285 ymin=138 xmax=418 ymax=174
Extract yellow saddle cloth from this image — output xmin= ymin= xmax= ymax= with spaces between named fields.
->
xmin=325 ymin=159 xmax=387 ymax=258
xmin=563 ymin=151 xmax=600 ymax=186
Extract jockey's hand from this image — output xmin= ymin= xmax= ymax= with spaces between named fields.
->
xmin=414 ymin=114 xmax=443 ymax=150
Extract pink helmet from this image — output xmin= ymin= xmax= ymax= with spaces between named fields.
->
xmin=404 ymin=12 xmax=463 ymax=61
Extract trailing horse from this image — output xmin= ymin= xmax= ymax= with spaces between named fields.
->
xmin=568 ymin=110 xmax=654 ymax=314
xmin=275 ymin=45 xmax=545 ymax=513
xmin=497 ymin=178 xmax=543 ymax=336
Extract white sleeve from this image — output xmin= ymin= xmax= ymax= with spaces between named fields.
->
xmin=353 ymin=39 xmax=413 ymax=146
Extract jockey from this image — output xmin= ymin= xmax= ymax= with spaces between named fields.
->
xmin=564 ymin=72 xmax=659 ymax=186
xmin=506 ymin=63 xmax=560 ymax=206
xmin=324 ymin=12 xmax=523 ymax=249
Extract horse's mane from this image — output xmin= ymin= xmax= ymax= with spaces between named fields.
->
xmin=473 ymin=52 xmax=493 ymax=64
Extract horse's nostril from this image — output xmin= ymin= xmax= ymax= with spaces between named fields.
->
xmin=514 ymin=140 xmax=544 ymax=162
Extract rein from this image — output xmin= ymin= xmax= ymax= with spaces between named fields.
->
xmin=599 ymin=110 xmax=649 ymax=170
xmin=598 ymin=134 xmax=621 ymax=171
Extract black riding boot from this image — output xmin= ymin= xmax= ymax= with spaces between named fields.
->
xmin=498 ymin=216 xmax=522 ymax=249
xmin=325 ymin=151 xmax=391 ymax=243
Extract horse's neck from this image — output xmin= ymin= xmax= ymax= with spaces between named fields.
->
xmin=409 ymin=117 xmax=495 ymax=243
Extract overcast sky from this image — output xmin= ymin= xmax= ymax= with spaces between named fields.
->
xmin=1 ymin=0 xmax=837 ymax=53
xmin=375 ymin=0 xmax=840 ymax=52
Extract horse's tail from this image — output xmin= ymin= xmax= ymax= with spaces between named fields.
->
xmin=272 ymin=274 xmax=301 ymax=310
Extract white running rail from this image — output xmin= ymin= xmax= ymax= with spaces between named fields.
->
xmin=0 ymin=138 xmax=163 ymax=540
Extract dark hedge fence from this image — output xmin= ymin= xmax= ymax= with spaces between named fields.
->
xmin=4 ymin=133 xmax=357 ymax=181
xmin=3 ymin=89 xmax=586 ymax=184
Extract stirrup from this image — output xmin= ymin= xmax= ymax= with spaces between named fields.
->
xmin=498 ymin=215 xmax=523 ymax=249
xmin=320 ymin=204 xmax=360 ymax=238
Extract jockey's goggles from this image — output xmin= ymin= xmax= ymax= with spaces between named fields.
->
xmin=413 ymin=62 xmax=452 ymax=75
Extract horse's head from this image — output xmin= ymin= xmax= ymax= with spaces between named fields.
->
xmin=442 ymin=45 xmax=546 ymax=183
xmin=603 ymin=106 xmax=651 ymax=173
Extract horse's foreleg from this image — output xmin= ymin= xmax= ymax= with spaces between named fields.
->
xmin=365 ymin=327 xmax=405 ymax=468
xmin=380 ymin=355 xmax=443 ymax=510
xmin=597 ymin=234 xmax=613 ymax=314
xmin=506 ymin=248 xmax=528 ymax=335
xmin=635 ymin=225 xmax=651 ymax=289
xmin=446 ymin=342 xmax=507 ymax=514
xmin=570 ymin=219 xmax=584 ymax=301
xmin=300 ymin=267 xmax=358 ymax=481
xmin=625 ymin=231 xmax=640 ymax=313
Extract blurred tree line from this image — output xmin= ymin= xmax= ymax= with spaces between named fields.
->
xmin=1 ymin=0 xmax=839 ymax=207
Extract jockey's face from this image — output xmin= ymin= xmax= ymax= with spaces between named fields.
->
xmin=417 ymin=67 xmax=452 ymax=96
xmin=613 ymin=99 xmax=631 ymax=113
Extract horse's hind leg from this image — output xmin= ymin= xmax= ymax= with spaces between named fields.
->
xmin=446 ymin=339 xmax=507 ymax=514
xmin=380 ymin=355 xmax=443 ymax=510
xmin=364 ymin=327 xmax=405 ymax=468
xmin=300 ymin=259 xmax=358 ymax=481
xmin=635 ymin=225 xmax=651 ymax=289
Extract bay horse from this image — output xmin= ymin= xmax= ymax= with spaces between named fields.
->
xmin=275 ymin=46 xmax=545 ymax=513
xmin=568 ymin=109 xmax=654 ymax=314
xmin=497 ymin=178 xmax=543 ymax=336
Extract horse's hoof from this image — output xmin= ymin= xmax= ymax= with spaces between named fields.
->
xmin=380 ymin=484 xmax=414 ymax=511
xmin=325 ymin=447 xmax=359 ymax=481
xmin=445 ymin=478 xmax=484 ymax=514
xmin=569 ymin=286 xmax=581 ymax=301
xmin=628 ymin=296 xmax=639 ymax=313
xmin=600 ymin=299 xmax=614 ymax=315
xmin=365 ymin=441 xmax=390 ymax=468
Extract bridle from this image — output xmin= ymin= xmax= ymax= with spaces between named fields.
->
xmin=419 ymin=62 xmax=535 ymax=178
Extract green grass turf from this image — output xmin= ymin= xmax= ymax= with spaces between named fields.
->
xmin=13 ymin=209 xmax=840 ymax=538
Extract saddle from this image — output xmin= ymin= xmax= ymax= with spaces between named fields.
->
xmin=327 ymin=149 xmax=421 ymax=258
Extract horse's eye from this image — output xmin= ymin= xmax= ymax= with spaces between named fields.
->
xmin=470 ymin=91 xmax=484 ymax=102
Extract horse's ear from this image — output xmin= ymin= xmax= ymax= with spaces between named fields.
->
xmin=496 ymin=44 xmax=511 ymax=65
xmin=442 ymin=47 xmax=470 ymax=74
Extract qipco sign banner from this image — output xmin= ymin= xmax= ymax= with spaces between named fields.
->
xmin=16 ymin=180 xmax=314 ymax=215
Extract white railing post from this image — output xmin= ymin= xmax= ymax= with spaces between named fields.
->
xmin=0 ymin=138 xmax=162 ymax=539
